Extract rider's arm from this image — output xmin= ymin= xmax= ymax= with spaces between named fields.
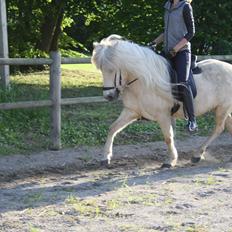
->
xmin=152 ymin=33 xmax=164 ymax=45
xmin=173 ymin=3 xmax=195 ymax=52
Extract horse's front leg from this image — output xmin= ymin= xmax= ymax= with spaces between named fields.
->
xmin=158 ymin=115 xmax=178 ymax=168
xmin=102 ymin=108 xmax=138 ymax=165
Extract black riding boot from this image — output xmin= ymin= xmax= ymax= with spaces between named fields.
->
xmin=182 ymin=85 xmax=198 ymax=132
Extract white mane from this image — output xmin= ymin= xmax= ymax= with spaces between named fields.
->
xmin=92 ymin=34 xmax=171 ymax=91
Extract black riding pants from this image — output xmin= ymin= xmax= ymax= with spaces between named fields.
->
xmin=171 ymin=50 xmax=195 ymax=121
xmin=171 ymin=49 xmax=191 ymax=82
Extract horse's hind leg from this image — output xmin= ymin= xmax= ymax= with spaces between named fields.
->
xmin=102 ymin=108 xmax=138 ymax=165
xmin=225 ymin=114 xmax=232 ymax=134
xmin=192 ymin=106 xmax=229 ymax=163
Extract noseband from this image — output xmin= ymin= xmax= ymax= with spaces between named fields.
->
xmin=103 ymin=71 xmax=138 ymax=92
xmin=102 ymin=72 xmax=122 ymax=91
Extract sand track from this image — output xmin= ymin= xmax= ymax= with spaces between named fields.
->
xmin=0 ymin=133 xmax=232 ymax=232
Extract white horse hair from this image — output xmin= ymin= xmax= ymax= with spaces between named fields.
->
xmin=92 ymin=34 xmax=232 ymax=167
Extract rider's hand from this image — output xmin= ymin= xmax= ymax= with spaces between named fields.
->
xmin=147 ymin=42 xmax=157 ymax=52
xmin=147 ymin=41 xmax=157 ymax=48
xmin=167 ymin=48 xmax=177 ymax=59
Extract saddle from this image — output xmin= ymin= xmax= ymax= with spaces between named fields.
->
xmin=191 ymin=54 xmax=202 ymax=75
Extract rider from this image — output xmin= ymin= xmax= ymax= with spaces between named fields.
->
xmin=150 ymin=0 xmax=198 ymax=132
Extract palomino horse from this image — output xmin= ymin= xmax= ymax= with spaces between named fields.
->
xmin=91 ymin=34 xmax=232 ymax=168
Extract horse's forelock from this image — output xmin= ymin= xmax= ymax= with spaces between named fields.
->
xmin=103 ymin=34 xmax=123 ymax=43
xmin=92 ymin=35 xmax=126 ymax=72
xmin=92 ymin=41 xmax=117 ymax=71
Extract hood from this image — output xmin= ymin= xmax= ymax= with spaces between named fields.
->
xmin=164 ymin=0 xmax=186 ymax=11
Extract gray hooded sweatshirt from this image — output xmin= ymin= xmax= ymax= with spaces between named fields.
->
xmin=164 ymin=0 xmax=195 ymax=54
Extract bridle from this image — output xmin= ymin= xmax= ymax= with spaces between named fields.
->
xmin=102 ymin=71 xmax=138 ymax=93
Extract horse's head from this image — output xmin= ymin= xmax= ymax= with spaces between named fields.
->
xmin=92 ymin=34 xmax=171 ymax=101
xmin=91 ymin=35 xmax=125 ymax=101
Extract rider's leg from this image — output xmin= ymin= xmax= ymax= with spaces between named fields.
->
xmin=181 ymin=84 xmax=198 ymax=131
xmin=172 ymin=50 xmax=198 ymax=132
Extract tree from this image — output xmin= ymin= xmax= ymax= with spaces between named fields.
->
xmin=6 ymin=0 xmax=232 ymax=58
xmin=192 ymin=0 xmax=232 ymax=54
xmin=37 ymin=0 xmax=66 ymax=52
xmin=7 ymin=0 xmax=69 ymax=57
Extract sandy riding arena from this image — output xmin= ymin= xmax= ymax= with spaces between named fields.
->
xmin=0 ymin=134 xmax=232 ymax=232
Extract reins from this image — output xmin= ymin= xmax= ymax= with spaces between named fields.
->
xmin=126 ymin=78 xmax=138 ymax=86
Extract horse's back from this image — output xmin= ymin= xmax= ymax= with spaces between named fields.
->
xmin=195 ymin=59 xmax=232 ymax=84
xmin=193 ymin=59 xmax=232 ymax=114
xmin=198 ymin=59 xmax=232 ymax=74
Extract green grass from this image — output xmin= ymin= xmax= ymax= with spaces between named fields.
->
xmin=0 ymin=64 xmax=215 ymax=156
xmin=61 ymin=63 xmax=97 ymax=71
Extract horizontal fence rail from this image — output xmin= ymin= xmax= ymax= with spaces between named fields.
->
xmin=197 ymin=55 xmax=232 ymax=61
xmin=1 ymin=55 xmax=232 ymax=66
xmin=61 ymin=96 xmax=107 ymax=105
xmin=0 ymin=57 xmax=91 ymax=65
xmin=61 ymin=57 xmax=91 ymax=64
xmin=0 ymin=97 xmax=107 ymax=110
xmin=0 ymin=53 xmax=232 ymax=150
xmin=0 ymin=100 xmax=52 ymax=110
xmin=0 ymin=58 xmax=53 ymax=65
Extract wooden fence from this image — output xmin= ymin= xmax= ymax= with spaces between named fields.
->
xmin=0 ymin=51 xmax=106 ymax=150
xmin=0 ymin=52 xmax=232 ymax=150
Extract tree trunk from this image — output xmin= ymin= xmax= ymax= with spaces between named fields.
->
xmin=50 ymin=9 xmax=64 ymax=51
xmin=37 ymin=0 xmax=65 ymax=52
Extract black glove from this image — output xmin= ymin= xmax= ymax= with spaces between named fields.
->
xmin=169 ymin=48 xmax=177 ymax=57
xmin=147 ymin=41 xmax=156 ymax=46
xmin=147 ymin=41 xmax=157 ymax=51
xmin=166 ymin=48 xmax=177 ymax=59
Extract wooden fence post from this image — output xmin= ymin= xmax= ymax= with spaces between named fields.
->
xmin=0 ymin=0 xmax=10 ymax=88
xmin=50 ymin=51 xmax=61 ymax=150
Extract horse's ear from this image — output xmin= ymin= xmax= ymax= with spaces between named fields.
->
xmin=93 ymin=42 xmax=100 ymax=49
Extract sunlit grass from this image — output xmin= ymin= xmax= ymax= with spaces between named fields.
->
xmin=61 ymin=63 xmax=98 ymax=72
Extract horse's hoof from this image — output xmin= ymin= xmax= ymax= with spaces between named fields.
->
xmin=100 ymin=160 xmax=111 ymax=168
xmin=100 ymin=160 xmax=108 ymax=166
xmin=191 ymin=157 xmax=201 ymax=163
xmin=161 ymin=163 xmax=172 ymax=169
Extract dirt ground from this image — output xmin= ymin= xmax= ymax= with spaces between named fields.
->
xmin=0 ymin=133 xmax=232 ymax=232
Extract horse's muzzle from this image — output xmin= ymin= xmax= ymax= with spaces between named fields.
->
xmin=103 ymin=89 xmax=119 ymax=101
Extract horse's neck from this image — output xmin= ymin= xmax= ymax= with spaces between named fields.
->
xmin=123 ymin=78 xmax=174 ymax=104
